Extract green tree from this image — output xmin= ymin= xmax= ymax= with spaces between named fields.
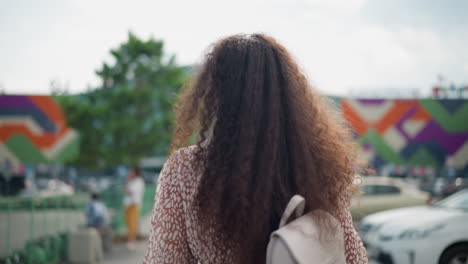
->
xmin=56 ymin=32 xmax=188 ymax=168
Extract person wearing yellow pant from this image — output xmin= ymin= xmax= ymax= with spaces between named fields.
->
xmin=124 ymin=204 xmax=139 ymax=241
xmin=124 ymin=167 xmax=145 ymax=249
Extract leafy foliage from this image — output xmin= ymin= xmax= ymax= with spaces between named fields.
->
xmin=56 ymin=32 xmax=189 ymax=168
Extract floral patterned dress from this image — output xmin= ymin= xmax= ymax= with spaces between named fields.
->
xmin=143 ymin=146 xmax=368 ymax=264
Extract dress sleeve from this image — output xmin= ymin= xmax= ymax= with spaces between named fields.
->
xmin=143 ymin=151 xmax=196 ymax=264
xmin=338 ymin=195 xmax=368 ymax=264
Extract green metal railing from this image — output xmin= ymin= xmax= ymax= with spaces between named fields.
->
xmin=0 ymin=184 xmax=156 ymax=263
xmin=0 ymin=195 xmax=87 ymax=264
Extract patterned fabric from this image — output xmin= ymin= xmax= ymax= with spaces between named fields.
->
xmin=144 ymin=146 xmax=368 ymax=264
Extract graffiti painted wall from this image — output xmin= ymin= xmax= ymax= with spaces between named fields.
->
xmin=2 ymin=95 xmax=466 ymax=170
xmin=341 ymin=99 xmax=468 ymax=169
xmin=0 ymin=95 xmax=78 ymax=167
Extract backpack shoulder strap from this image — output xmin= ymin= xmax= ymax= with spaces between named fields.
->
xmin=279 ymin=195 xmax=305 ymax=228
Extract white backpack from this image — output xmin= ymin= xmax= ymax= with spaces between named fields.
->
xmin=266 ymin=195 xmax=346 ymax=264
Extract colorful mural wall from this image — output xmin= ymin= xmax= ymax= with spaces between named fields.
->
xmin=0 ymin=95 xmax=78 ymax=167
xmin=342 ymin=99 xmax=468 ymax=169
xmin=2 ymin=95 xmax=466 ymax=170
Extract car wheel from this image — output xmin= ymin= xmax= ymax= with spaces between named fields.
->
xmin=440 ymin=244 xmax=468 ymax=264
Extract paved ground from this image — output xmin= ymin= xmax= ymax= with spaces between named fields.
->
xmin=102 ymin=241 xmax=147 ymax=264
xmin=101 ymin=214 xmax=151 ymax=264
xmin=101 ymin=243 xmax=379 ymax=264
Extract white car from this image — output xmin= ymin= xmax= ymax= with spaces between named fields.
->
xmin=359 ymin=189 xmax=468 ymax=264
xmin=36 ymin=179 xmax=74 ymax=197
xmin=351 ymin=176 xmax=428 ymax=221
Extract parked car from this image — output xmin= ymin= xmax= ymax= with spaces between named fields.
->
xmin=33 ymin=179 xmax=74 ymax=197
xmin=428 ymin=177 xmax=468 ymax=204
xmin=359 ymin=189 xmax=468 ymax=264
xmin=351 ymin=176 xmax=428 ymax=221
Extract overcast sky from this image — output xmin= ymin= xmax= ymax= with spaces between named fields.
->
xmin=1 ymin=0 xmax=468 ymax=96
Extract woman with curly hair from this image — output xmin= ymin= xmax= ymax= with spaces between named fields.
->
xmin=144 ymin=34 xmax=367 ymax=264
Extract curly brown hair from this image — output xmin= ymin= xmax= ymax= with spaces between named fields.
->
xmin=172 ymin=33 xmax=359 ymax=263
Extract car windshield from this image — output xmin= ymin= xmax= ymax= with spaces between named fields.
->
xmin=435 ymin=190 xmax=468 ymax=210
xmin=360 ymin=184 xmax=401 ymax=196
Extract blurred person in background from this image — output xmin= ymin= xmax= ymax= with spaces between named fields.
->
xmin=124 ymin=166 xmax=145 ymax=249
xmin=144 ymin=34 xmax=367 ymax=264
xmin=85 ymin=193 xmax=112 ymax=252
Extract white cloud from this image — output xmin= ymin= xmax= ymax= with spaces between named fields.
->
xmin=1 ymin=0 xmax=467 ymax=95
